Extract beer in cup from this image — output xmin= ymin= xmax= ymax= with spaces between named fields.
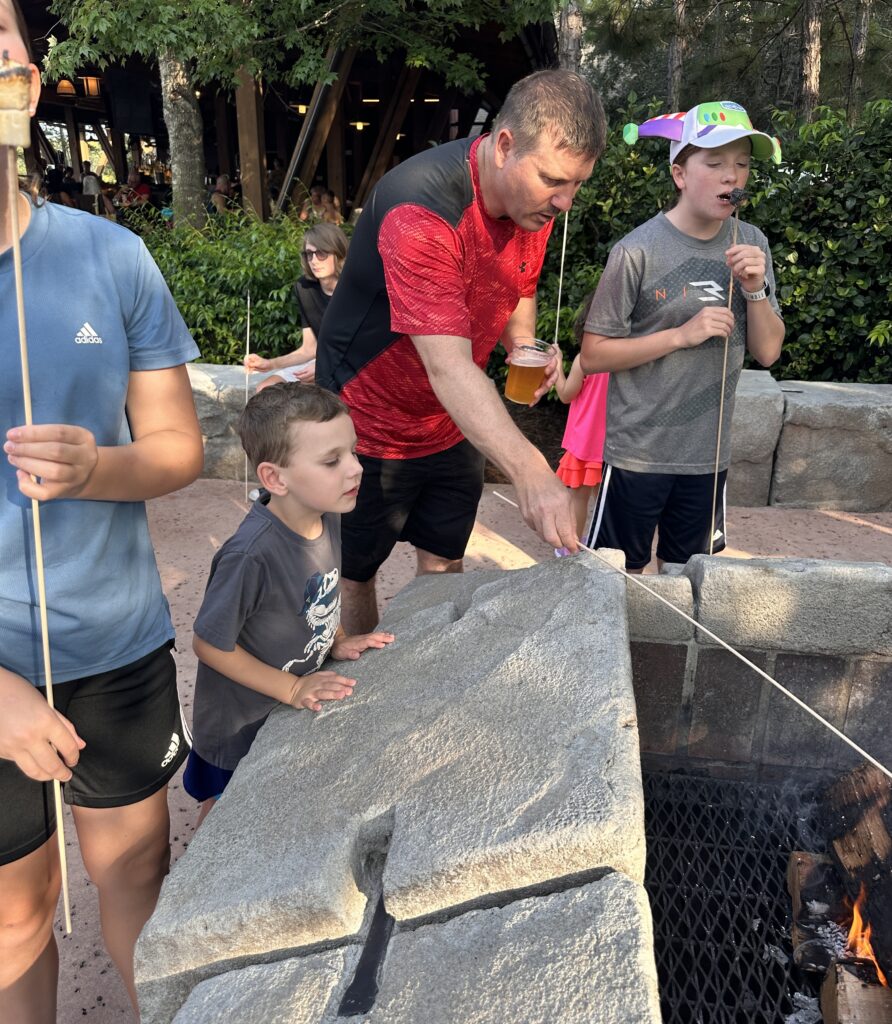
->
xmin=504 ymin=338 xmax=551 ymax=405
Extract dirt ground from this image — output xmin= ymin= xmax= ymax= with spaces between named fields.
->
xmin=53 ymin=477 xmax=892 ymax=1021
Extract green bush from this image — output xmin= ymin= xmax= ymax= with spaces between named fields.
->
xmin=534 ymin=98 xmax=892 ymax=384
xmin=140 ymin=211 xmax=309 ymax=365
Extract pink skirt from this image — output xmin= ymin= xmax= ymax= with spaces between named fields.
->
xmin=556 ymin=450 xmax=603 ymax=489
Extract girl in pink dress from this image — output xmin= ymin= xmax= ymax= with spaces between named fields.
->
xmin=555 ymin=351 xmax=609 ymax=538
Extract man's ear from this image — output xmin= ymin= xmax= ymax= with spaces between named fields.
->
xmin=669 ymin=162 xmax=685 ymax=191
xmin=256 ymin=461 xmax=287 ymax=495
xmin=492 ymin=127 xmax=516 ymax=169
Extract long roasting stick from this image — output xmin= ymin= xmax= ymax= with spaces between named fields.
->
xmin=708 ymin=188 xmax=747 ymax=556
xmin=2 ymin=55 xmax=73 ymax=933
xmin=493 ymin=490 xmax=892 ymax=783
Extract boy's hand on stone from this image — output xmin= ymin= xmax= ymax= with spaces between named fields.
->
xmin=5 ymin=424 xmax=99 ymax=500
xmin=725 ymin=244 xmax=766 ymax=291
xmin=676 ymin=307 xmax=734 ymax=349
xmin=0 ymin=670 xmax=85 ymax=782
xmin=332 ymin=631 xmax=395 ymax=661
xmin=287 ymin=670 xmax=357 ymax=712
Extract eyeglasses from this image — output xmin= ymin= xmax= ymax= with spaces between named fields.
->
xmin=303 ymin=248 xmax=331 ymax=260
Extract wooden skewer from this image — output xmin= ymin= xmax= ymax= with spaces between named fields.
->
xmin=708 ymin=203 xmax=742 ymax=557
xmin=492 ymin=488 xmax=892 ymax=783
xmin=244 ymin=290 xmax=251 ymax=502
xmin=6 ymin=144 xmax=73 ymax=933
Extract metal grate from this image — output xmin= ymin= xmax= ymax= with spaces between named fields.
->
xmin=643 ymin=772 xmax=824 ymax=1024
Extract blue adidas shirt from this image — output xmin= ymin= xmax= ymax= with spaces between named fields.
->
xmin=0 ymin=200 xmax=200 ymax=686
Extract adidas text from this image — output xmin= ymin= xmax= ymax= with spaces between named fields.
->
xmin=161 ymin=732 xmax=180 ymax=768
xmin=75 ymin=322 xmax=104 ymax=344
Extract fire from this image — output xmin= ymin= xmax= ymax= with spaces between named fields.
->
xmin=846 ymin=884 xmax=889 ymax=987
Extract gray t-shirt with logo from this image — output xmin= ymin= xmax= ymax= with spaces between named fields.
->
xmin=585 ymin=212 xmax=782 ymax=474
xmin=191 ymin=500 xmax=342 ymax=770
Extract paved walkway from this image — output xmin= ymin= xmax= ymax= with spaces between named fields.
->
xmin=55 ymin=479 xmax=892 ymax=1020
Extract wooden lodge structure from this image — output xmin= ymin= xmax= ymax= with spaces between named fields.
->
xmin=20 ymin=1 xmax=557 ymax=219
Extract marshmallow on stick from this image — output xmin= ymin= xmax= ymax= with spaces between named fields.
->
xmin=0 ymin=50 xmax=31 ymax=147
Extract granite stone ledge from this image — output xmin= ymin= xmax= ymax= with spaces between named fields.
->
xmin=770 ymin=381 xmax=892 ymax=511
xmin=137 ymin=558 xmax=644 ymax=1021
xmin=684 ymin=555 xmax=892 ymax=656
xmin=729 ymin=370 xmax=784 ymax=507
xmin=170 ymin=874 xmax=660 ymax=1024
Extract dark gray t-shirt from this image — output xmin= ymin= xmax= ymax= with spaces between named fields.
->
xmin=586 ymin=212 xmax=782 ymax=474
xmin=191 ymin=500 xmax=342 ymax=769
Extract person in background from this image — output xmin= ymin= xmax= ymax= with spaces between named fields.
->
xmin=245 ymin=223 xmax=349 ymax=389
xmin=0 ymin=2 xmax=204 ymax=1016
xmin=320 ymin=188 xmax=343 ymax=225
xmin=553 ymin=294 xmax=609 ymax=539
xmin=299 ymin=183 xmax=325 ymax=222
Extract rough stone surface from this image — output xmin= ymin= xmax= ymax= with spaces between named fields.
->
xmin=171 ymin=949 xmax=361 ymax=1024
xmin=687 ymin=647 xmax=768 ymax=762
xmin=137 ymin=558 xmax=645 ymax=1021
xmin=626 ymin=573 xmax=694 ymax=642
xmin=631 ymin=642 xmax=689 ymax=755
xmin=367 ymin=873 xmax=659 ymax=1024
xmin=187 ymin=364 xmax=250 ymax=481
xmin=770 ymin=381 xmax=892 ymax=511
xmin=729 ymin=370 xmax=784 ymax=507
xmin=169 ymin=874 xmax=659 ymax=1024
xmin=684 ymin=555 xmax=892 ymax=656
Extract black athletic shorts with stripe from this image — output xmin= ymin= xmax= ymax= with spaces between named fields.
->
xmin=341 ymin=439 xmax=486 ymax=583
xmin=0 ymin=642 xmax=190 ymax=866
xmin=586 ymin=465 xmax=727 ymax=570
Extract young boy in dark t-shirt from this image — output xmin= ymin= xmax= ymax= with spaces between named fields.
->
xmin=183 ymin=384 xmax=394 ymax=822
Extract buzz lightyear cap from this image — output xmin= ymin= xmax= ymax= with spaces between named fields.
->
xmin=623 ymin=101 xmax=782 ymax=164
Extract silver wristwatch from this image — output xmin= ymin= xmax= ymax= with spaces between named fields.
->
xmin=741 ymin=280 xmax=770 ymax=302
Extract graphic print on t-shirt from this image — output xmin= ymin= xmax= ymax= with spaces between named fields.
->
xmin=281 ymin=568 xmax=341 ymax=673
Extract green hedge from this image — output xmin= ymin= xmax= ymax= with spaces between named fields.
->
xmin=536 ymin=98 xmax=892 ymax=384
xmin=143 ymin=101 xmax=891 ymax=383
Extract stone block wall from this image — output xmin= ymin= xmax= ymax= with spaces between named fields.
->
xmin=628 ymin=555 xmax=892 ymax=778
xmin=136 ymin=558 xmax=661 ymax=1024
xmin=188 ymin=364 xmax=892 ymax=511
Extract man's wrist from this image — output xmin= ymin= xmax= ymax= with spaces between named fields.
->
xmin=741 ymin=280 xmax=770 ymax=302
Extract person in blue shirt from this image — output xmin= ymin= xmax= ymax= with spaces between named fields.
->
xmin=0 ymin=2 xmax=204 ymax=1017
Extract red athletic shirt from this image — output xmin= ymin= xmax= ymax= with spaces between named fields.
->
xmin=321 ymin=136 xmax=553 ymax=459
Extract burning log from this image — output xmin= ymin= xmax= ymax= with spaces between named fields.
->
xmin=821 ymin=960 xmax=892 ymax=1024
xmin=787 ymin=851 xmax=849 ymax=973
xmin=823 ymin=765 xmax=892 ymax=982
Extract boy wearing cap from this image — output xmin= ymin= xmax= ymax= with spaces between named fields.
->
xmin=580 ymin=100 xmax=785 ymax=571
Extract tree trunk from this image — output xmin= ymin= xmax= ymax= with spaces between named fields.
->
xmin=799 ymin=0 xmax=823 ymax=122
xmin=849 ymin=0 xmax=872 ymax=121
xmin=556 ymin=2 xmax=585 ymax=73
xmin=667 ymin=0 xmax=686 ymax=109
xmin=158 ymin=52 xmax=206 ymax=227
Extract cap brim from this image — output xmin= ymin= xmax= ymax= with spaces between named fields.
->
xmin=680 ymin=126 xmax=777 ymax=160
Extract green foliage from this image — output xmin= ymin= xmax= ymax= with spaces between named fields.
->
xmin=533 ymin=98 xmax=892 ymax=385
xmin=138 ymin=211 xmax=310 ymax=364
xmin=46 ymin=0 xmax=555 ymax=92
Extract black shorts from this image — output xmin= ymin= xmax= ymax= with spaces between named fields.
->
xmin=342 ymin=439 xmax=486 ymax=582
xmin=0 ymin=642 xmax=190 ymax=866
xmin=586 ymin=465 xmax=727 ymax=570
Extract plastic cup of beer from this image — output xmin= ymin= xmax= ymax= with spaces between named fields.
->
xmin=504 ymin=338 xmax=552 ymax=405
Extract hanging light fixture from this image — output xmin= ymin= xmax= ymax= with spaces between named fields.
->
xmin=56 ymin=79 xmax=76 ymax=97
xmin=80 ymin=76 xmax=102 ymax=98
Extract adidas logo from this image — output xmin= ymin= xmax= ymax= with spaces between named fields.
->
xmin=161 ymin=732 xmax=180 ymax=768
xmin=74 ymin=321 xmax=103 ymax=344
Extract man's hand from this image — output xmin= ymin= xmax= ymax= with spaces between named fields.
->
xmin=505 ymin=344 xmax=560 ymax=406
xmin=676 ymin=307 xmax=735 ymax=349
xmin=292 ymin=363 xmax=316 ymax=383
xmin=725 ymin=243 xmax=766 ymax=292
xmin=0 ymin=670 xmax=85 ymax=782
xmin=244 ymin=354 xmax=273 ymax=373
xmin=514 ymin=463 xmax=579 ymax=552
xmin=332 ymin=631 xmax=395 ymax=661
xmin=5 ymin=424 xmax=99 ymax=500
xmin=286 ymin=670 xmax=357 ymax=712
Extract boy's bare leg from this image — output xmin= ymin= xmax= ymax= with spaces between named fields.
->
xmin=569 ymin=485 xmax=594 ymax=540
xmin=341 ymin=577 xmax=381 ymax=634
xmin=73 ymin=787 xmax=173 ymax=1012
xmin=415 ymin=547 xmax=463 ymax=576
xmin=0 ymin=839 xmax=61 ymax=1024
xmin=196 ymin=798 xmax=216 ymax=829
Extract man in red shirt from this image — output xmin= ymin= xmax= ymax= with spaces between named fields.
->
xmin=317 ymin=69 xmax=606 ymax=632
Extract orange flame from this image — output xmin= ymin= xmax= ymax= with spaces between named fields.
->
xmin=847 ymin=884 xmax=889 ymax=987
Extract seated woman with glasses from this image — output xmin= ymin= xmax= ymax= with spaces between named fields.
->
xmin=244 ymin=223 xmax=349 ymax=389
